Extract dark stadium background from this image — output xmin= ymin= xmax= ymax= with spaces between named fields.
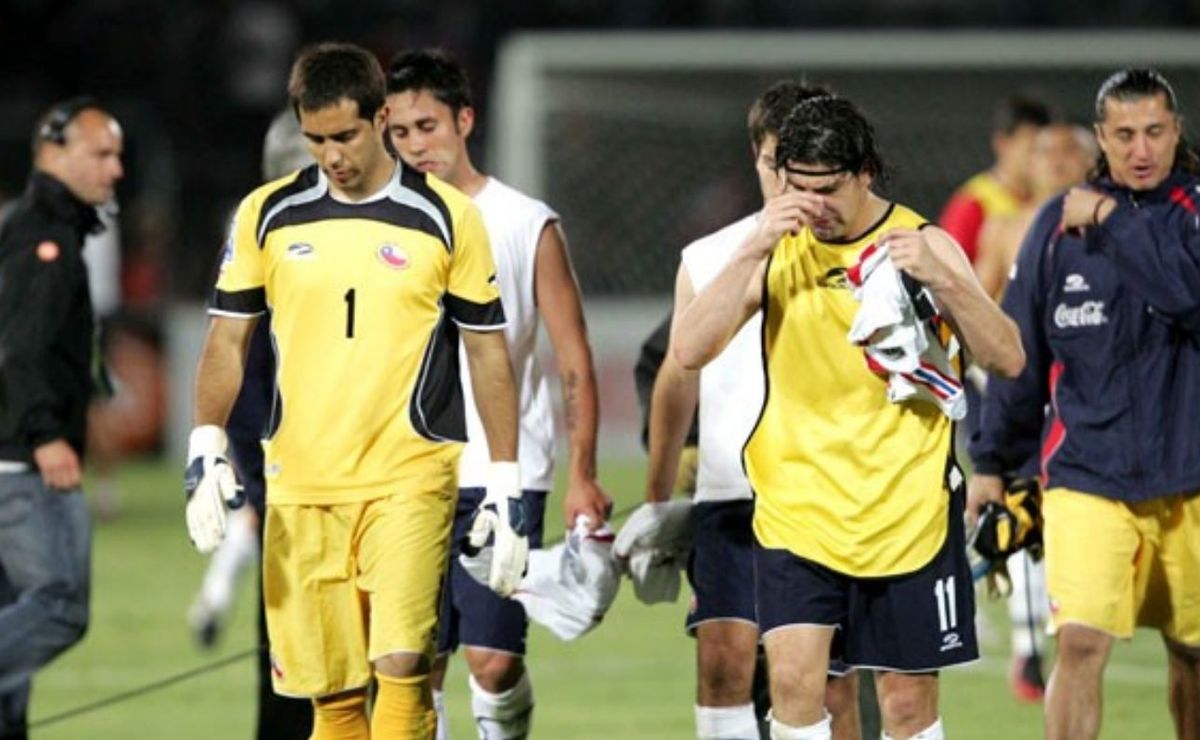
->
xmin=3 ymin=0 xmax=1200 ymax=300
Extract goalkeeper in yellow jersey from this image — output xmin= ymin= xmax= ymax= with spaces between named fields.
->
xmin=184 ymin=42 xmax=524 ymax=739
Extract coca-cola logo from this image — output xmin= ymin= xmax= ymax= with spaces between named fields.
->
xmin=1054 ymin=301 xmax=1108 ymax=328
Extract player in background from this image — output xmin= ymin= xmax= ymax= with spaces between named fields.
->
xmin=940 ymin=95 xmax=1053 ymax=266
xmin=969 ymin=120 xmax=1097 ymax=703
xmin=386 ymin=48 xmax=610 ymax=740
xmin=940 ymin=96 xmax=1051 ymax=466
xmin=976 ymin=122 xmax=1098 ymax=299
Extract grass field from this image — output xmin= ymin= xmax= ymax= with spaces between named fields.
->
xmin=28 ymin=459 xmax=1174 ymax=738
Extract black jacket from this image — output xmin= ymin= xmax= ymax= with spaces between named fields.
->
xmin=0 ymin=171 xmax=101 ymax=464
xmin=634 ymin=311 xmax=699 ymax=450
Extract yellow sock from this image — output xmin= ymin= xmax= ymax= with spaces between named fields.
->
xmin=311 ymin=689 xmax=369 ymax=740
xmin=371 ymin=672 xmax=436 ymax=739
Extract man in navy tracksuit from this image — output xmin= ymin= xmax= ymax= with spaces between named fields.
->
xmin=970 ymin=68 xmax=1200 ymax=740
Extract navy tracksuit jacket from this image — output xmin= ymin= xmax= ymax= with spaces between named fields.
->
xmin=971 ymin=171 xmax=1200 ymax=504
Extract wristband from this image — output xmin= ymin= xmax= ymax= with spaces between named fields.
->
xmin=487 ymin=461 xmax=520 ymax=496
xmin=188 ymin=425 xmax=228 ymax=459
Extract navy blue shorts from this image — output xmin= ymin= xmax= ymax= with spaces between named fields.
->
xmin=685 ymin=499 xmax=757 ymax=633
xmin=754 ymin=491 xmax=978 ymax=672
xmin=437 ymin=488 xmax=548 ymax=656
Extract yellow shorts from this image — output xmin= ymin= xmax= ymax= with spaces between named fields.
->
xmin=262 ymin=478 xmax=456 ymax=698
xmin=1044 ymin=487 xmax=1200 ymax=645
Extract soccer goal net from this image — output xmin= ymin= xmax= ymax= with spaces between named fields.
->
xmin=491 ymin=31 xmax=1200 ymax=297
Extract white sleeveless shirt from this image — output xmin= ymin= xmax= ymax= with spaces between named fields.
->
xmin=680 ymin=214 xmax=762 ymax=503
xmin=458 ymin=178 xmax=558 ymax=491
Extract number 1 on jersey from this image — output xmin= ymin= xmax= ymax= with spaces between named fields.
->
xmin=344 ymin=288 xmax=356 ymax=338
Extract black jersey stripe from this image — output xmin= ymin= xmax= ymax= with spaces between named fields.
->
xmin=212 ymin=286 xmax=267 ymax=315
xmin=400 ymin=161 xmax=455 ymax=250
xmin=409 ymin=308 xmax=467 ymax=443
xmin=445 ymin=292 xmax=506 ymax=328
xmin=260 ymin=197 xmax=451 ymax=250
xmin=255 ymin=165 xmax=321 ymax=247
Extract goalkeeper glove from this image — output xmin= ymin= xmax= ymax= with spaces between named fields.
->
xmin=972 ymin=477 xmax=1043 ymax=563
xmin=461 ymin=462 xmax=529 ymax=597
xmin=184 ymin=425 xmax=244 ymax=554
xmin=612 ymin=500 xmax=694 ymax=605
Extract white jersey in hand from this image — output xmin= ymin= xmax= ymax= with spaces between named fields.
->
xmin=458 ymin=178 xmax=557 ymax=491
xmin=680 ymin=214 xmax=762 ymax=503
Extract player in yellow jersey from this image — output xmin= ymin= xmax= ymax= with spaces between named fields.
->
xmin=674 ymin=95 xmax=1025 ymax=740
xmin=939 ymin=95 xmax=1052 ymax=266
xmin=182 ymin=43 xmax=525 ymax=740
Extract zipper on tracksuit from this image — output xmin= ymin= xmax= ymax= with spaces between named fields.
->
xmin=1124 ymin=191 xmax=1145 ymax=487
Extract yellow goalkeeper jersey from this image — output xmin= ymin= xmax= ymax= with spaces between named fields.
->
xmin=212 ymin=163 xmax=504 ymax=504
xmin=744 ymin=202 xmax=957 ymax=577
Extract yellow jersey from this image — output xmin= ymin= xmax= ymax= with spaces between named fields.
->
xmin=744 ymin=203 xmax=957 ymax=577
xmin=213 ymin=163 xmax=504 ymax=504
xmin=938 ymin=171 xmax=1025 ymax=263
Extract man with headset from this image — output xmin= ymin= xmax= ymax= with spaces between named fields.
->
xmin=0 ymin=97 xmax=124 ymax=739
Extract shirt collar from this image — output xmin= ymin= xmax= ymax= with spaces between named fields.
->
xmin=27 ymin=171 xmax=103 ymax=238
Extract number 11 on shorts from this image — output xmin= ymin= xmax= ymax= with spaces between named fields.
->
xmin=934 ymin=576 xmax=957 ymax=632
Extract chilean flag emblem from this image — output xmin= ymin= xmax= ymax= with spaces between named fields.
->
xmin=377 ymin=244 xmax=410 ymax=270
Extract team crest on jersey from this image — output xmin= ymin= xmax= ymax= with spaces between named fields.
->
xmin=817 ymin=267 xmax=850 ymax=290
xmin=377 ymin=243 xmax=410 ymax=270
xmin=285 ymin=242 xmax=315 ymax=260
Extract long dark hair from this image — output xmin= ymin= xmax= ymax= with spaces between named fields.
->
xmin=747 ymin=80 xmax=831 ymax=153
xmin=776 ymin=96 xmax=889 ymax=185
xmin=1090 ymin=68 xmax=1200 ymax=182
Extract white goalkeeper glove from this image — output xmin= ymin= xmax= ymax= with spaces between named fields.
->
xmin=612 ymin=500 xmax=694 ymax=564
xmin=460 ymin=461 xmax=529 ymax=597
xmin=184 ymin=425 xmax=244 ymax=555
xmin=613 ymin=500 xmax=694 ymax=604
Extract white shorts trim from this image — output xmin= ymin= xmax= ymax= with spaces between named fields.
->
xmin=459 ymin=643 xmax=524 ymax=659
xmin=687 ymin=616 xmax=759 ymax=636
xmin=760 ymin=622 xmax=840 ymax=641
xmin=845 ymin=656 xmax=980 ymax=674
